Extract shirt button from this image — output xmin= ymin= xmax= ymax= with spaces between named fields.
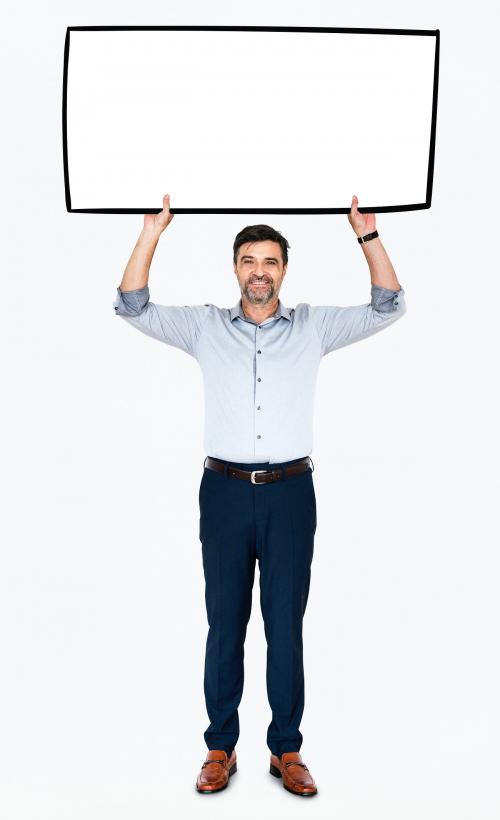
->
xmin=257 ymin=435 xmax=261 ymax=439
xmin=257 ymin=405 xmax=261 ymax=410
xmin=257 ymin=350 xmax=261 ymax=354
xmin=257 ymin=377 xmax=261 ymax=382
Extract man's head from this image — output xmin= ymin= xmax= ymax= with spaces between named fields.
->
xmin=233 ymin=224 xmax=290 ymax=306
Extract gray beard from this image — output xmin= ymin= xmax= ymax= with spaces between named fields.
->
xmin=244 ymin=281 xmax=275 ymax=304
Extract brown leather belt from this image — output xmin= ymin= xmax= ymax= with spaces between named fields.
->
xmin=204 ymin=455 xmax=313 ymax=484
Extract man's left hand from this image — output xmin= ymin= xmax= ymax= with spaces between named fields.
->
xmin=348 ymin=195 xmax=377 ymax=238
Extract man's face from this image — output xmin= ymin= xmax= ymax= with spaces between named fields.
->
xmin=234 ymin=240 xmax=287 ymax=305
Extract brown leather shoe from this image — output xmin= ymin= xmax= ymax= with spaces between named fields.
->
xmin=196 ymin=749 xmax=237 ymax=793
xmin=270 ymin=751 xmax=318 ymax=796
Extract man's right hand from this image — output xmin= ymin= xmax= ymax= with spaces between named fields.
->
xmin=143 ymin=193 xmax=175 ymax=238
xmin=118 ymin=194 xmax=174 ymax=292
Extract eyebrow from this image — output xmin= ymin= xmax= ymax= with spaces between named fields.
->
xmin=240 ymin=255 xmax=279 ymax=263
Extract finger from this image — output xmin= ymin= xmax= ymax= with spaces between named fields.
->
xmin=163 ymin=193 xmax=174 ymax=221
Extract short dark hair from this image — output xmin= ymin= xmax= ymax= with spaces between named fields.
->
xmin=233 ymin=224 xmax=290 ymax=267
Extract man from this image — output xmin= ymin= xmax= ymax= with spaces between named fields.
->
xmin=113 ymin=193 xmax=406 ymax=797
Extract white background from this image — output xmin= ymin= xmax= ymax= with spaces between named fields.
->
xmin=1 ymin=1 xmax=499 ymax=819
xmin=66 ymin=28 xmax=435 ymax=210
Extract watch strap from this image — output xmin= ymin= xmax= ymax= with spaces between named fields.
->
xmin=357 ymin=230 xmax=379 ymax=244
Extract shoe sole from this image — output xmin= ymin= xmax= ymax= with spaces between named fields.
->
xmin=196 ymin=762 xmax=237 ymax=793
xmin=269 ymin=763 xmax=318 ymax=796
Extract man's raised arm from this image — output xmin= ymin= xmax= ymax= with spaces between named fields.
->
xmin=113 ymin=194 xmax=210 ymax=358
xmin=115 ymin=192 xmax=173 ymax=301
xmin=310 ymin=196 xmax=407 ymax=357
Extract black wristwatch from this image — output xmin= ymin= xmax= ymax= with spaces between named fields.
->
xmin=357 ymin=230 xmax=379 ymax=244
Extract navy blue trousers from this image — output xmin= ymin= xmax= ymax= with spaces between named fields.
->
xmin=198 ymin=455 xmax=317 ymax=758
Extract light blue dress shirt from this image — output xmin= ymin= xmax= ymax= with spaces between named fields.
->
xmin=113 ymin=283 xmax=406 ymax=463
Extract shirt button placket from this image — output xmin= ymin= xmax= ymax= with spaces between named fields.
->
xmin=256 ymin=327 xmax=263 ymax=447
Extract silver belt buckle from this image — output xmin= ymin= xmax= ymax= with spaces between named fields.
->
xmin=250 ymin=469 xmax=268 ymax=484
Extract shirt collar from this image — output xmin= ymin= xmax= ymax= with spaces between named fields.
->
xmin=229 ymin=298 xmax=291 ymax=323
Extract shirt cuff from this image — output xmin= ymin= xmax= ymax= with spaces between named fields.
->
xmin=371 ymin=284 xmax=405 ymax=313
xmin=113 ymin=285 xmax=150 ymax=316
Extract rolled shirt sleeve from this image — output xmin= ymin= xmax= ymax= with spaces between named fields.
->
xmin=311 ymin=284 xmax=407 ymax=357
xmin=113 ymin=285 xmax=211 ymax=358
xmin=113 ymin=285 xmax=150 ymax=316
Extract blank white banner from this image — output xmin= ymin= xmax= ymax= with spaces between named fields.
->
xmin=63 ymin=26 xmax=439 ymax=214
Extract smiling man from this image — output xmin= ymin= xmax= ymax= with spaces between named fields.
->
xmin=113 ymin=194 xmax=406 ymax=797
